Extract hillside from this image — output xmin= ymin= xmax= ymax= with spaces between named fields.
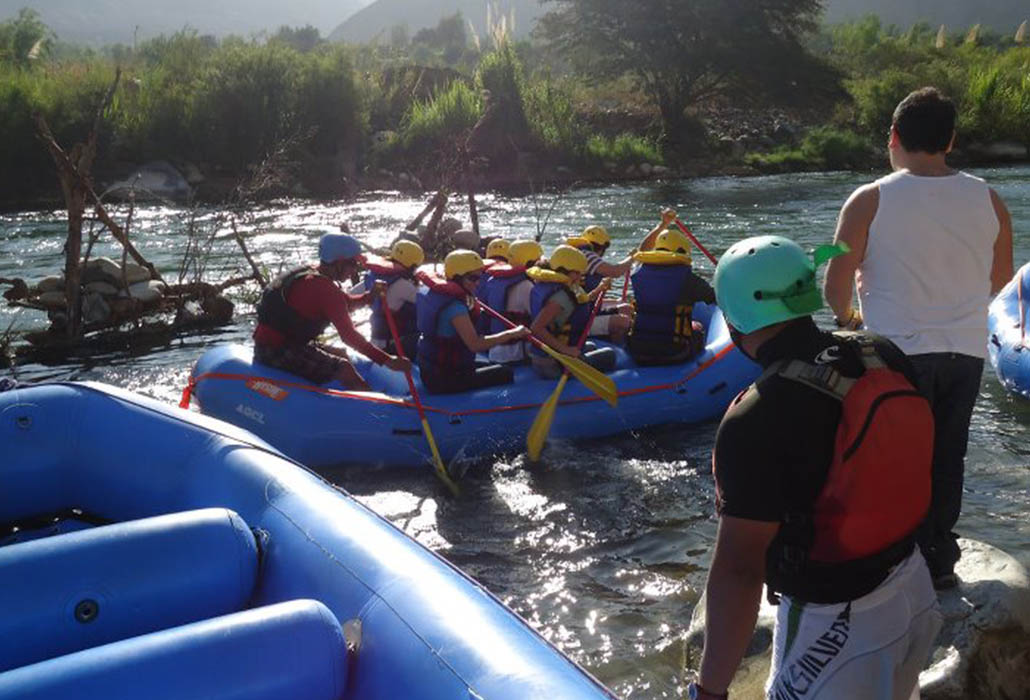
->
xmin=0 ymin=0 xmax=372 ymax=45
xmin=331 ymin=0 xmax=1030 ymax=46
xmin=823 ymin=0 xmax=1029 ymax=32
xmin=329 ymin=0 xmax=543 ymax=43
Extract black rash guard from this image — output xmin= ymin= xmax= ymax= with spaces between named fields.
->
xmin=713 ymin=317 xmax=921 ymax=603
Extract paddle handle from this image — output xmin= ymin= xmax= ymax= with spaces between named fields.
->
xmin=674 ymin=218 xmax=717 ymax=265
xmin=382 ymin=293 xmax=460 ymax=496
xmin=478 ymin=302 xmax=551 ymax=354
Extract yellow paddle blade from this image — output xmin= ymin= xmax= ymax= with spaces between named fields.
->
xmin=527 ymin=374 xmax=569 ymax=461
xmin=422 ymin=416 xmax=460 ymax=496
xmin=538 ymin=342 xmax=618 ymax=407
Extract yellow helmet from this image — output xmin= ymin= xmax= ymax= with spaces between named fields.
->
xmin=485 ymin=238 xmax=511 ymax=261
xmin=444 ymin=249 xmax=485 ymax=280
xmin=548 ymin=245 xmax=588 ymax=274
xmin=581 ymin=225 xmax=611 ymax=247
xmin=566 ymin=236 xmax=591 ymax=249
xmin=654 ymin=229 xmax=692 ymax=258
xmin=389 ymin=239 xmax=425 ymax=269
xmin=508 ymin=240 xmax=543 ymax=268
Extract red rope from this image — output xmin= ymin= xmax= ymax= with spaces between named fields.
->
xmin=181 ymin=344 xmax=735 ymax=419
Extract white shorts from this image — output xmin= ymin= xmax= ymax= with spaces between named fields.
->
xmin=488 ymin=341 xmax=528 ymax=364
xmin=766 ymin=551 xmax=942 ymax=700
xmin=588 ymin=313 xmax=614 ymax=336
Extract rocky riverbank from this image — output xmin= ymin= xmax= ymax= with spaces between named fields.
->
xmin=685 ymin=538 xmax=1030 ymax=700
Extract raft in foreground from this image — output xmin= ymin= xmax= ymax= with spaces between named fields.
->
xmin=0 ymin=382 xmax=617 ymax=699
xmin=988 ymin=261 xmax=1030 ymax=398
xmin=187 ymin=303 xmax=760 ymax=469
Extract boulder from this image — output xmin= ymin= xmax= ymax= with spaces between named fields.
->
xmin=82 ymin=257 xmax=122 ymax=286
xmin=685 ymin=539 xmax=1030 ymax=700
xmin=449 ymin=229 xmax=480 ymax=251
xmin=84 ymin=281 xmax=119 ymax=296
xmin=2 ymin=278 xmax=28 ymax=302
xmin=35 ymin=276 xmax=64 ymax=294
xmin=920 ymin=539 xmax=1030 ymax=700
xmin=127 ymin=280 xmax=166 ymax=304
xmin=81 ymin=292 xmax=111 ymax=325
xmin=37 ymin=292 xmax=67 ymax=310
xmin=106 ymin=160 xmax=192 ymax=202
xmin=439 ymin=217 xmax=463 ymax=238
xmin=123 ymin=263 xmax=151 ymax=285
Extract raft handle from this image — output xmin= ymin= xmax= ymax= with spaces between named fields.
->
xmin=707 ymin=382 xmax=728 ymax=395
xmin=392 ymin=428 xmax=423 ymax=436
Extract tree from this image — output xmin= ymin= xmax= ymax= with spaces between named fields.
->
xmin=0 ymin=8 xmax=55 ymax=68
xmin=271 ymin=25 xmax=322 ymax=53
xmin=535 ymin=0 xmax=839 ymax=152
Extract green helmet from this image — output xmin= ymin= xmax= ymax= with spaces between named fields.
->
xmin=713 ymin=235 xmax=848 ymax=334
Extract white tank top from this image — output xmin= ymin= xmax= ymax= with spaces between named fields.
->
xmin=857 ymin=170 xmax=998 ymax=358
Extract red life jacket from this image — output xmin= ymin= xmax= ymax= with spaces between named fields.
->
xmin=766 ymin=334 xmax=933 ymax=576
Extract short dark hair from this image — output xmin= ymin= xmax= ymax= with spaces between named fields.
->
xmin=892 ymin=87 xmax=956 ymax=154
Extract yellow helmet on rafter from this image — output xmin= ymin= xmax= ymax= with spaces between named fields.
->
xmin=389 ymin=240 xmax=425 ymax=269
xmin=485 ymin=238 xmax=511 ymax=261
xmin=508 ymin=240 xmax=543 ymax=268
xmin=548 ymin=245 xmax=588 ymax=274
xmin=654 ymin=229 xmax=692 ymax=259
xmin=581 ymin=225 xmax=611 ymax=247
xmin=444 ymin=249 xmax=485 ymax=280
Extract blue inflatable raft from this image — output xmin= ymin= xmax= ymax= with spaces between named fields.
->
xmin=186 ymin=303 xmax=760 ymax=469
xmin=988 ymin=261 xmax=1030 ymax=397
xmin=0 ymin=381 xmax=617 ymax=699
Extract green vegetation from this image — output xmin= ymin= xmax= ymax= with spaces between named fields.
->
xmin=2 ymin=6 xmax=1030 ymax=207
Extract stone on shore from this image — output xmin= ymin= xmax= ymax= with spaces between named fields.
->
xmin=684 ymin=539 xmax=1030 ymax=700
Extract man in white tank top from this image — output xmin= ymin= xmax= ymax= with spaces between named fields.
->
xmin=823 ymin=87 xmax=1014 ymax=591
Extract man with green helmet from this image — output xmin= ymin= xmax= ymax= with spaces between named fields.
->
xmin=691 ymin=235 xmax=939 ymax=699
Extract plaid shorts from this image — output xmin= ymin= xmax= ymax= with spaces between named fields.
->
xmin=253 ymin=342 xmax=352 ymax=385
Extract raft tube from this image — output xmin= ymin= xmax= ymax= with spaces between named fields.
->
xmin=0 ymin=381 xmax=617 ymax=699
xmin=988 ymin=262 xmax=1030 ymax=398
xmin=187 ymin=303 xmax=760 ymax=468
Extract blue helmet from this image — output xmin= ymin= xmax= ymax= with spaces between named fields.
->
xmin=319 ymin=233 xmax=362 ymax=264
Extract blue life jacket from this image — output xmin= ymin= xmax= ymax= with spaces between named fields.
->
xmin=482 ymin=266 xmax=530 ymax=334
xmin=416 ymin=274 xmax=478 ymax=376
xmin=630 ymin=263 xmax=695 ymax=346
xmin=364 ymin=263 xmax=416 ymax=343
xmin=529 ymin=281 xmax=589 ymax=357
xmin=255 ymin=266 xmax=330 ymax=344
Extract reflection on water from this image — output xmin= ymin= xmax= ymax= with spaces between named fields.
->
xmin=3 ymin=166 xmax=1030 ymax=698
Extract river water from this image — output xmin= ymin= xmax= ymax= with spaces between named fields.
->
xmin=2 ymin=167 xmax=1029 ymax=698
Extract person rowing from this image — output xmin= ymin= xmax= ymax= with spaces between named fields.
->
xmin=253 ymin=233 xmax=411 ymax=391
xmin=527 ymin=245 xmax=617 ymax=379
xmin=628 ymin=227 xmax=715 ymax=365
xmin=478 ymin=239 xmax=543 ymax=365
xmin=364 ymin=240 xmax=424 ymax=360
xmin=415 ymin=249 xmax=530 ymax=394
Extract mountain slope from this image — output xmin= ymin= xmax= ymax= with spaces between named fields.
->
xmin=329 ymin=0 xmax=544 ymax=44
xmin=1 ymin=0 xmax=373 ymax=45
xmin=823 ymin=0 xmax=1029 ymax=31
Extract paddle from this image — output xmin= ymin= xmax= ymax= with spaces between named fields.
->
xmin=673 ymin=218 xmax=718 ymax=265
xmin=477 ymin=302 xmax=618 ymax=407
xmin=381 ymin=296 xmax=461 ymax=496
xmin=527 ymin=286 xmax=609 ymax=461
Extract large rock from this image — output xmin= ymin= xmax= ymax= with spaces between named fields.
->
xmin=920 ymin=539 xmax=1030 ymax=700
xmin=34 ymin=276 xmax=63 ymax=294
xmin=82 ymin=257 xmax=122 ymax=286
xmin=106 ymin=160 xmax=192 ymax=202
xmin=127 ymin=280 xmax=166 ymax=304
xmin=685 ymin=539 xmax=1030 ymax=700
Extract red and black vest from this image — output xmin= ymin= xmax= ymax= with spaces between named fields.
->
xmin=415 ymin=272 xmax=479 ymax=376
xmin=364 ymin=257 xmax=416 ymax=343
xmin=764 ymin=333 xmax=933 ymax=600
xmin=255 ymin=266 xmax=330 ymax=345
